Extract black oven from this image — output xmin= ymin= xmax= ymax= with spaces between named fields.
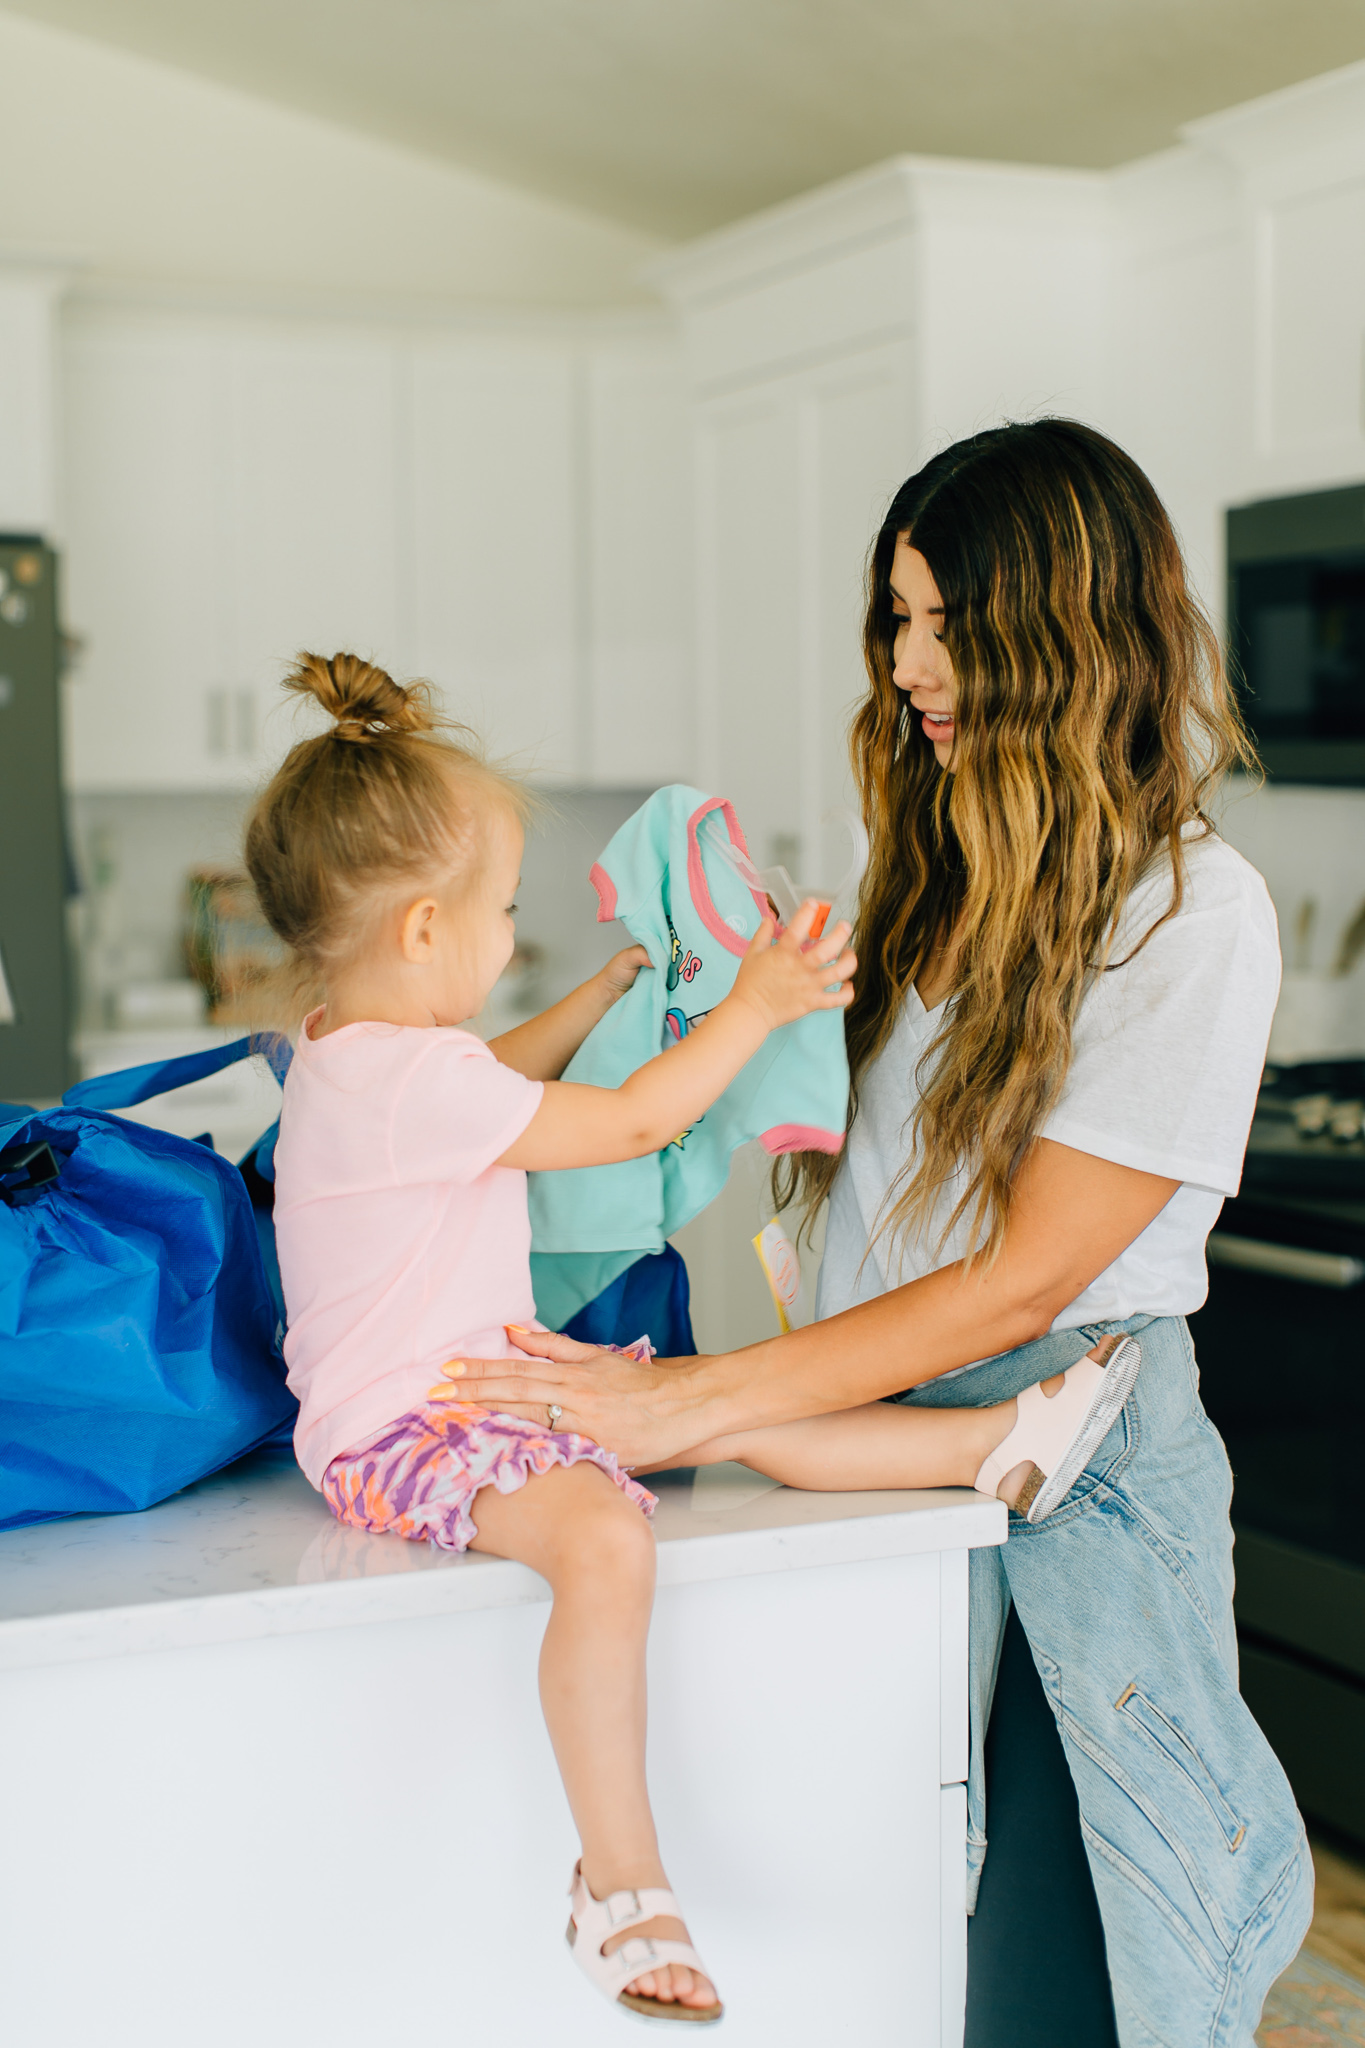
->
xmin=1191 ymin=1060 xmax=1365 ymax=1841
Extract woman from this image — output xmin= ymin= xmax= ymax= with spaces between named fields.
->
xmin=443 ymin=420 xmax=1314 ymax=2045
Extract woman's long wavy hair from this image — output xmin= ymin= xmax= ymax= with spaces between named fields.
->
xmin=778 ymin=419 xmax=1257 ymax=1264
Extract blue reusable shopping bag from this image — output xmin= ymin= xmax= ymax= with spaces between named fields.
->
xmin=0 ymin=1037 xmax=296 ymax=1532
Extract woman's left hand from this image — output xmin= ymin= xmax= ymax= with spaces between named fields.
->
xmin=427 ymin=1327 xmax=701 ymax=1466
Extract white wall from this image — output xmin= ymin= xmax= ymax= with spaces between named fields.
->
xmin=0 ymin=7 xmax=657 ymax=312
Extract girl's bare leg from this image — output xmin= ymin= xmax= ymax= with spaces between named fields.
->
xmin=469 ymin=1462 xmax=717 ymax=2012
xmin=652 ymin=1383 xmax=1066 ymax=1510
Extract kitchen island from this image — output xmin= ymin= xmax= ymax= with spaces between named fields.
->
xmin=0 ymin=1450 xmax=1004 ymax=2048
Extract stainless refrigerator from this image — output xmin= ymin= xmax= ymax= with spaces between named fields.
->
xmin=0 ymin=536 xmax=71 ymax=1101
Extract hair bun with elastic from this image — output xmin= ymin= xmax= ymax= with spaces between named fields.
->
xmin=283 ymin=650 xmax=437 ymax=741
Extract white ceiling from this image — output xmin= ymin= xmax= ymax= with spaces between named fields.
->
xmin=6 ymin=0 xmax=1365 ymax=238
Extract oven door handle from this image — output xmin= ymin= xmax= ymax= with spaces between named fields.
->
xmin=1207 ymin=1231 xmax=1365 ymax=1289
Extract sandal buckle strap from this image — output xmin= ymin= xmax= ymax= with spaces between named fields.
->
xmin=615 ymin=1936 xmax=661 ymax=1969
xmin=566 ymin=1862 xmax=720 ymax=2016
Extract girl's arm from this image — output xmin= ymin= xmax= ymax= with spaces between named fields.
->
xmin=438 ymin=1138 xmax=1180 ymax=1464
xmin=487 ymin=947 xmax=651 ymax=1082
xmin=498 ymin=906 xmax=855 ymax=1171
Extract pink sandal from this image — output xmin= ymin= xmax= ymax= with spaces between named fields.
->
xmin=566 ymin=1862 xmax=724 ymax=2025
xmin=973 ymin=1335 xmax=1142 ymax=1524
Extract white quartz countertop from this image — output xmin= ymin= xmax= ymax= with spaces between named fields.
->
xmin=0 ymin=1449 xmax=1005 ymax=1673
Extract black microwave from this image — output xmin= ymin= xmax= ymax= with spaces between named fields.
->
xmin=1227 ymin=482 xmax=1365 ymax=785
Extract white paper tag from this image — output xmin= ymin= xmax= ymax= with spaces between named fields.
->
xmin=752 ymin=1217 xmax=805 ymax=1335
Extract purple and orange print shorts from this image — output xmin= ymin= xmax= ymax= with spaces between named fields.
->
xmin=321 ymin=1341 xmax=658 ymax=1553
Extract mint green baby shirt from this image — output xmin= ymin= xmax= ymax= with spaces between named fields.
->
xmin=527 ymin=786 xmax=848 ymax=1326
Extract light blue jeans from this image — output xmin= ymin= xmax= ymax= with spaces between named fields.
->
xmin=896 ymin=1313 xmax=1313 ymax=2048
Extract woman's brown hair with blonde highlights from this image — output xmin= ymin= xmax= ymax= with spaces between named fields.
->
xmin=244 ymin=652 xmax=530 ymax=997
xmin=779 ymin=418 xmax=1258 ymax=1263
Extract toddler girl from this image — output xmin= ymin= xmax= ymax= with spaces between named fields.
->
xmin=251 ymin=652 xmax=1142 ymax=2027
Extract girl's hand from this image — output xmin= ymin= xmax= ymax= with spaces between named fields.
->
xmin=427 ymin=1328 xmax=705 ymax=1467
xmin=596 ymin=945 xmax=652 ymax=1005
xmin=489 ymin=945 xmax=652 ymax=1082
xmin=726 ymin=901 xmax=855 ymax=1033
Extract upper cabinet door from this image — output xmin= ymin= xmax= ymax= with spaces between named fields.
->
xmin=60 ymin=308 xmax=690 ymax=795
xmin=1261 ymin=182 xmax=1365 ymax=462
xmin=63 ymin=313 xmax=404 ymax=791
xmin=695 ymin=386 xmax=803 ymax=872
xmin=227 ymin=331 xmax=402 ymax=769
xmin=694 ymin=341 xmax=912 ymax=891
xmin=62 ymin=311 xmax=228 ymax=791
xmin=585 ymin=343 xmax=692 ymax=789
xmin=801 ymin=344 xmax=915 ymax=890
xmin=410 ymin=342 xmax=578 ymax=780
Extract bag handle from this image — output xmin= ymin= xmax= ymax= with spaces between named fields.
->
xmin=61 ymin=1032 xmax=293 ymax=1113
xmin=0 ymin=1139 xmax=61 ymax=1205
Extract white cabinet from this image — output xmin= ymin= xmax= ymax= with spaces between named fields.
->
xmin=1 ymin=1453 xmax=1003 ymax=2048
xmin=227 ymin=332 xmax=403 ymax=748
xmin=59 ymin=306 xmax=689 ymax=794
xmin=585 ymin=340 xmax=693 ymax=787
xmin=799 ymin=346 xmax=918 ymax=880
xmin=653 ymin=159 xmax=1107 ymax=890
xmin=411 ymin=341 xmax=579 ymax=776
xmin=693 ymin=348 xmax=911 ymax=887
xmin=1184 ymin=70 xmax=1365 ymax=500
xmin=409 ymin=335 xmax=692 ymax=786
xmin=1260 ymin=182 xmax=1365 ymax=456
xmin=696 ymin=387 xmax=804 ymax=869
xmin=62 ymin=315 xmax=227 ymax=790
xmin=63 ymin=313 xmax=404 ymax=792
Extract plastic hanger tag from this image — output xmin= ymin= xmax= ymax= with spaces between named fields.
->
xmin=753 ymin=1216 xmax=805 ymax=1334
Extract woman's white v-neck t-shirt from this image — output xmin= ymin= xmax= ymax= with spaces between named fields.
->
xmin=816 ymin=829 xmax=1281 ymax=1335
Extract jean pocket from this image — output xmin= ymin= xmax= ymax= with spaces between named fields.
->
xmin=1115 ymin=1683 xmax=1247 ymax=1852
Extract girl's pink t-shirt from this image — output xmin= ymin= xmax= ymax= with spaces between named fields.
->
xmin=273 ymin=1012 xmax=544 ymax=1487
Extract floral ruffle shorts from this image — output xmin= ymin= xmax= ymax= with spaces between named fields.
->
xmin=321 ymin=1343 xmax=658 ymax=1553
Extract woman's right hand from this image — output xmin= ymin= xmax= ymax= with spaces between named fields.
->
xmin=725 ymin=900 xmax=856 ymax=1032
xmin=429 ymin=1330 xmax=708 ymax=1467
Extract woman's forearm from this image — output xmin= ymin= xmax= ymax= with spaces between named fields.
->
xmin=641 ymin=1139 xmax=1181 ymax=1447
xmin=438 ymin=1140 xmax=1179 ymax=1467
xmin=449 ymin=1260 xmax=1053 ymax=1467
xmin=664 ymin=1264 xmax=1049 ymax=1443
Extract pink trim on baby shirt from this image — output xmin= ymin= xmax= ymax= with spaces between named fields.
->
xmin=589 ymin=861 xmax=618 ymax=923
xmin=759 ymin=1123 xmax=845 ymax=1155
xmin=686 ymin=797 xmax=770 ymax=957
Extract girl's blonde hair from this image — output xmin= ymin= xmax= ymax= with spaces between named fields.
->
xmin=245 ymin=652 xmax=529 ymax=987
xmin=776 ymin=419 xmax=1258 ymax=1264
